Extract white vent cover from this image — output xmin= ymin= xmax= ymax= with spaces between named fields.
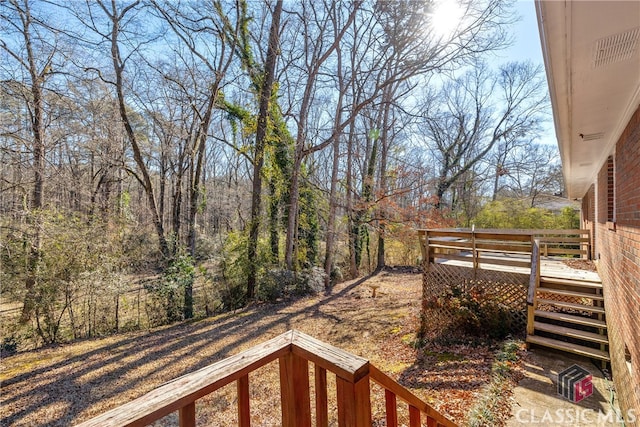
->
xmin=593 ymin=27 xmax=640 ymax=67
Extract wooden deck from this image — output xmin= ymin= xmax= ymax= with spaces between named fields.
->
xmin=433 ymin=252 xmax=600 ymax=282
xmin=418 ymin=228 xmax=609 ymax=365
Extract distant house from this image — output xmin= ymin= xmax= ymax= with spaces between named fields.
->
xmin=536 ymin=0 xmax=640 ymax=423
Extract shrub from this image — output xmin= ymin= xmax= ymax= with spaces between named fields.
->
xmin=0 ymin=335 xmax=18 ymax=357
xmin=473 ymin=199 xmax=579 ymax=230
xmin=194 ymin=236 xmax=219 ymax=262
xmin=144 ymin=250 xmax=195 ymax=323
xmin=330 ymin=266 xmax=343 ymax=285
xmin=256 ymin=269 xmax=294 ymax=302
xmin=297 ymin=267 xmax=327 ymax=295
xmin=218 ymin=283 xmax=247 ymax=311
xmin=255 ymin=267 xmax=327 ymax=302
xmin=426 ymin=285 xmax=514 ymax=340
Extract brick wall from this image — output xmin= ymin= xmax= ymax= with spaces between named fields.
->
xmin=594 ymin=104 xmax=640 ymax=425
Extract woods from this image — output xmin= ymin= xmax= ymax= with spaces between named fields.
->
xmin=1 ymin=0 xmax=563 ymax=349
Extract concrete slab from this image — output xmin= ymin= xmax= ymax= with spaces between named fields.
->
xmin=507 ymin=347 xmax=624 ymax=426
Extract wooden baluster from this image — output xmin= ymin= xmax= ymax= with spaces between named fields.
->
xmin=279 ymin=353 xmax=311 ymax=427
xmin=238 ymin=374 xmax=250 ymax=427
xmin=336 ymin=377 xmax=352 ymax=427
xmin=384 ymin=389 xmax=398 ymax=427
xmin=409 ymin=404 xmax=420 ymax=427
xmin=426 ymin=414 xmax=438 ymax=427
xmin=336 ymin=376 xmax=371 ymax=427
xmin=179 ymin=402 xmax=195 ymax=427
xmin=315 ymin=365 xmax=328 ymax=427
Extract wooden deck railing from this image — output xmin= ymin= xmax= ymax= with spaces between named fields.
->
xmin=417 ymin=228 xmax=591 ymax=272
xmin=526 ymin=239 xmax=541 ymax=336
xmin=75 ymin=330 xmax=456 ymax=427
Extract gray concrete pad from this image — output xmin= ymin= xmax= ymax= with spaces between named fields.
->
xmin=507 ymin=347 xmax=624 ymax=426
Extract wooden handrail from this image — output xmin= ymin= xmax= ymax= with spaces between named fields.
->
xmin=75 ymin=332 xmax=293 ymax=427
xmin=75 ymin=330 xmax=457 ymax=427
xmin=370 ymin=365 xmax=457 ymax=427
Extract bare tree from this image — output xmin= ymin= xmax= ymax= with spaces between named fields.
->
xmin=75 ymin=0 xmax=171 ymax=258
xmin=502 ymin=141 xmax=564 ymax=205
xmin=282 ymin=0 xmax=361 ymax=270
xmin=1 ymin=0 xmax=63 ymax=323
xmin=420 ymin=60 xmax=548 ymax=209
xmin=151 ymin=0 xmax=238 ymax=316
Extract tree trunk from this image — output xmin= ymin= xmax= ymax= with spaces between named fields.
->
xmin=247 ymin=0 xmax=283 ymax=300
xmin=108 ymin=3 xmax=170 ymax=259
xmin=346 ymin=121 xmax=358 ymax=278
xmin=284 ymin=152 xmax=303 ymax=270
xmin=324 ymin=31 xmax=346 ymax=287
xmin=268 ymin=178 xmax=280 ymax=263
xmin=375 ymin=84 xmax=393 ymax=272
xmin=19 ymin=2 xmax=45 ymax=324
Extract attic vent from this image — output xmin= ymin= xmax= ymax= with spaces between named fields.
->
xmin=580 ymin=132 xmax=604 ymax=141
xmin=594 ymin=27 xmax=640 ymax=67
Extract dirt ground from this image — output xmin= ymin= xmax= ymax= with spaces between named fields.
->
xmin=0 ymin=269 xmax=504 ymax=426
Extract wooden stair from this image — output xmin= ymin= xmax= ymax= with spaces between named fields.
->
xmin=526 ymin=275 xmax=610 ymax=364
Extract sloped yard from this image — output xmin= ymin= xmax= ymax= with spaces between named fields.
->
xmin=0 ymin=269 xmax=520 ymax=426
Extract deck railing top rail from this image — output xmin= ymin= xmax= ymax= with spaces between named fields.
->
xmin=418 ymin=228 xmax=591 ymax=268
xmin=76 ymin=329 xmax=456 ymax=427
xmin=417 ymin=228 xmax=591 ymax=236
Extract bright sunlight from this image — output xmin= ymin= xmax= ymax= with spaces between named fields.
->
xmin=430 ymin=0 xmax=465 ymax=38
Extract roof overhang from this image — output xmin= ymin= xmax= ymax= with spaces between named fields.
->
xmin=535 ymin=1 xmax=640 ymax=199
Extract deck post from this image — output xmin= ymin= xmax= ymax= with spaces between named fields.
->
xmin=279 ymin=352 xmax=311 ymax=427
xmin=471 ymin=230 xmax=478 ymax=278
xmin=336 ymin=375 xmax=371 ymax=427
xmin=418 ymin=230 xmax=430 ymax=272
xmin=527 ymin=238 xmax=541 ymax=343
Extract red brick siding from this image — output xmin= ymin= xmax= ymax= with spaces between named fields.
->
xmin=594 ymin=104 xmax=640 ymax=425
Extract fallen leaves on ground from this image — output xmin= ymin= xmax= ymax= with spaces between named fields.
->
xmin=562 ymin=259 xmax=597 ymax=272
xmin=0 ymin=268 xmax=519 ymax=426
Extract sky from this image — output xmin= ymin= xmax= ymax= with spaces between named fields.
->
xmin=502 ymin=1 xmax=545 ymax=64
xmin=502 ymin=1 xmax=558 ymax=147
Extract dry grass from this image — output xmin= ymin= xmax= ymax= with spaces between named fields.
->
xmin=1 ymin=269 xmax=504 ymax=426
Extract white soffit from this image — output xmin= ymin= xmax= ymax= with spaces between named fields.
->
xmin=536 ymin=1 xmax=640 ymax=199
